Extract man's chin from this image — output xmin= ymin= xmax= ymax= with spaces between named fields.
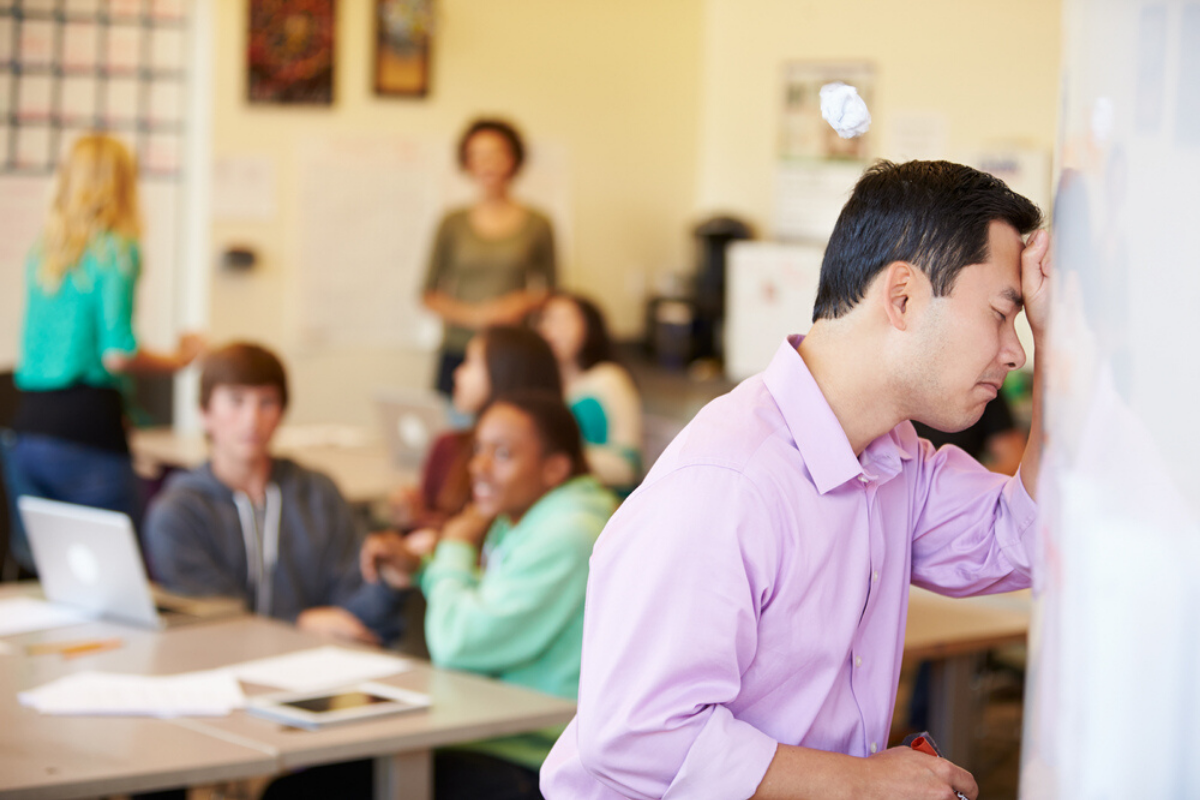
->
xmin=912 ymin=408 xmax=985 ymax=434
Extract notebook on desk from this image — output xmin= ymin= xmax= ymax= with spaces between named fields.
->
xmin=375 ymin=389 xmax=450 ymax=469
xmin=19 ymin=496 xmax=242 ymax=630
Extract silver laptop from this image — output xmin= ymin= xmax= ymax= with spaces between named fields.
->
xmin=19 ymin=496 xmax=241 ymax=629
xmin=376 ymin=389 xmax=450 ymax=468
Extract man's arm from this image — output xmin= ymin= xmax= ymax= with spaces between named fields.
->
xmin=752 ymin=744 xmax=977 ymax=800
xmin=569 ymin=467 xmax=979 ymax=799
xmin=1017 ymin=229 xmax=1051 ymax=499
xmin=313 ymin=474 xmax=405 ymax=644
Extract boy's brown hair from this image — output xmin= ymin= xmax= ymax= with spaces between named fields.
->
xmin=199 ymin=342 xmax=289 ymax=410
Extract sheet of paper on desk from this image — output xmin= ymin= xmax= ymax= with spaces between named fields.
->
xmin=0 ymin=597 xmax=95 ymax=637
xmin=224 ymin=646 xmax=412 ymax=692
xmin=19 ymin=669 xmax=245 ymax=717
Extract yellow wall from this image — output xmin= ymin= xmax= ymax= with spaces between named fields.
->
xmin=208 ymin=0 xmax=704 ymax=424
xmin=204 ymin=0 xmax=1061 ymax=425
xmin=696 ymin=0 xmax=1062 ymax=224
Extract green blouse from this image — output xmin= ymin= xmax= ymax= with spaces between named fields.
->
xmin=16 ymin=233 xmax=140 ymax=392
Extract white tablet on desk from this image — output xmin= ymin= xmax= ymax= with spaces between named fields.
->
xmin=246 ymin=682 xmax=431 ymax=730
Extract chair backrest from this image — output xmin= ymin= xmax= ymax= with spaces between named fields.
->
xmin=0 ymin=372 xmax=19 ymax=580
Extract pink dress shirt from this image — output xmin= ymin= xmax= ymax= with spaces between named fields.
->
xmin=541 ymin=336 xmax=1037 ymax=799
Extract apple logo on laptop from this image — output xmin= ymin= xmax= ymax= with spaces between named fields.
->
xmin=67 ymin=544 xmax=101 ymax=586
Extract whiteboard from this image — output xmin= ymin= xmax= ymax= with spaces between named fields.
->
xmin=293 ymin=133 xmax=573 ymax=351
xmin=1022 ymin=1 xmax=1200 ymax=797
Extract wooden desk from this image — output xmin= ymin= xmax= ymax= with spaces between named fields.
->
xmin=0 ymin=615 xmax=276 ymax=800
xmin=169 ymin=618 xmax=577 ymax=800
xmin=904 ymin=587 xmax=1031 ymax=769
xmin=130 ymin=425 xmax=414 ymax=505
xmin=1 ymin=612 xmax=576 ymax=800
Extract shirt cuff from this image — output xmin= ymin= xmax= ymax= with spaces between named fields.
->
xmin=998 ymin=468 xmax=1039 ymax=571
xmin=662 ymin=706 xmax=779 ymax=800
xmin=1005 ymin=468 xmax=1038 ymax=531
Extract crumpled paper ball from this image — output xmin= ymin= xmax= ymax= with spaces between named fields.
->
xmin=820 ymin=81 xmax=871 ymax=139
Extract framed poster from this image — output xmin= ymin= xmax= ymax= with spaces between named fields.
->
xmin=780 ymin=62 xmax=875 ymax=161
xmin=374 ymin=0 xmax=433 ymax=97
xmin=248 ymin=0 xmax=335 ymax=105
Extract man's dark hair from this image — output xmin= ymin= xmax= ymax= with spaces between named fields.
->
xmin=457 ymin=118 xmax=526 ymax=176
xmin=812 ymin=160 xmax=1043 ymax=321
xmin=199 ymin=342 xmax=288 ymax=410
xmin=480 ymin=325 xmax=562 ymax=407
xmin=489 ymin=389 xmax=589 ymax=479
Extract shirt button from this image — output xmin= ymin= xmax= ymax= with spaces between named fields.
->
xmin=872 ymin=571 xmax=879 ymax=582
xmin=855 ymin=655 xmax=862 ymax=668
xmin=870 ymin=741 xmax=878 ymax=754
xmin=858 ymin=475 xmax=869 ymax=484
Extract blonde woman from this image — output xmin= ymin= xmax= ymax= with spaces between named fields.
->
xmin=6 ymin=134 xmax=202 ymax=570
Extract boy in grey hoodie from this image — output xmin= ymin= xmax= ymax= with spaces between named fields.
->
xmin=144 ymin=343 xmax=403 ymax=644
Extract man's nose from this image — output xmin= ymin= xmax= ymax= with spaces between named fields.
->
xmin=1004 ymin=331 xmax=1027 ymax=371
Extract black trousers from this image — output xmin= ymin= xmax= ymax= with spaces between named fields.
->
xmin=260 ymin=751 xmax=543 ymax=800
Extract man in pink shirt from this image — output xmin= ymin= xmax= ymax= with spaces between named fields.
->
xmin=541 ymin=160 xmax=1050 ymax=800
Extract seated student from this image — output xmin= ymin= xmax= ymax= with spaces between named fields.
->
xmin=364 ymin=390 xmax=617 ymax=800
xmin=389 ymin=325 xmax=561 ymax=531
xmin=536 ymin=292 xmax=642 ymax=491
xmin=143 ymin=342 xmax=403 ymax=645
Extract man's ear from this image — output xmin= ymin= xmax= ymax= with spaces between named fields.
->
xmin=881 ymin=261 xmax=919 ymax=331
xmin=541 ymin=452 xmax=573 ymax=489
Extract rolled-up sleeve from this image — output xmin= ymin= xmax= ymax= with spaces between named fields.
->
xmin=909 ymin=439 xmax=1038 ymax=596
xmin=573 ymin=467 xmax=780 ymax=800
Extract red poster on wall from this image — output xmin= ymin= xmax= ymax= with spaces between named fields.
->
xmin=248 ymin=0 xmax=335 ymax=105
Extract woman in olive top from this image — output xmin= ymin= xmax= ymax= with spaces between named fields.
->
xmin=363 ymin=391 xmax=616 ymax=800
xmin=422 ymin=118 xmax=557 ymax=396
xmin=7 ymin=134 xmax=201 ymax=570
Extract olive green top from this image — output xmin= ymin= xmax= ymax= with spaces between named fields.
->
xmin=423 ymin=207 xmax=556 ymax=352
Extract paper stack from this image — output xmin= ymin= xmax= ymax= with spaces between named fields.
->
xmin=0 ymin=597 xmax=94 ymax=637
xmin=18 ymin=669 xmax=245 ymax=717
xmin=224 ymin=645 xmax=412 ymax=692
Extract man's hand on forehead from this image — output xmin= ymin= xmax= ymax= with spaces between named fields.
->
xmin=1020 ymin=230 xmax=1052 ymax=336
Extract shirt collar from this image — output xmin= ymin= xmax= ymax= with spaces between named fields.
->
xmin=762 ymin=335 xmax=913 ymax=494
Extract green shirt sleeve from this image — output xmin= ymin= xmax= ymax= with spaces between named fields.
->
xmin=95 ymin=237 xmax=139 ymax=358
xmin=418 ymin=513 xmax=594 ymax=674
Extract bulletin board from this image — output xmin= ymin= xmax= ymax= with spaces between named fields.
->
xmin=0 ymin=0 xmax=190 ymax=368
xmin=0 ymin=0 xmax=187 ymax=176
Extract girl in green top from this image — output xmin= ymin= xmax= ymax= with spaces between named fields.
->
xmin=536 ymin=293 xmax=644 ymax=493
xmin=362 ymin=390 xmax=616 ymax=800
xmin=6 ymin=134 xmax=202 ymax=571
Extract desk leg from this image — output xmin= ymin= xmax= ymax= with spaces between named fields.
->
xmin=374 ymin=750 xmax=432 ymax=800
xmin=927 ymin=653 xmax=984 ymax=769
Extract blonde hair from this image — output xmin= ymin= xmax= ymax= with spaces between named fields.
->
xmin=38 ymin=134 xmax=141 ymax=291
